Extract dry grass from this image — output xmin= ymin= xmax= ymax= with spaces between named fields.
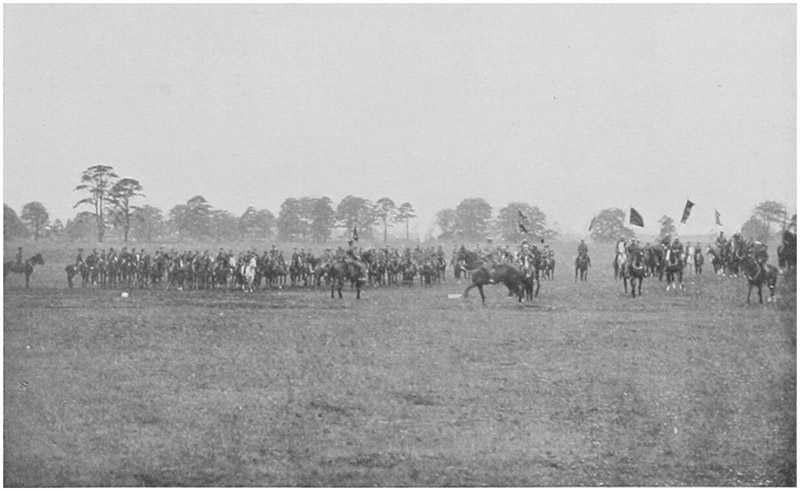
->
xmin=3 ymin=241 xmax=795 ymax=486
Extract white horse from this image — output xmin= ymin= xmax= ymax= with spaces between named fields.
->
xmin=241 ymin=256 xmax=257 ymax=292
xmin=685 ymin=245 xmax=695 ymax=275
xmin=614 ymin=240 xmax=627 ymax=279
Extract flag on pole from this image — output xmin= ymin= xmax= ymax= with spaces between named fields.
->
xmin=588 ymin=215 xmax=597 ymax=231
xmin=715 ymin=209 xmax=722 ymax=226
xmin=519 ymin=223 xmax=529 ymax=234
xmin=629 ymin=208 xmax=644 ymax=227
xmin=680 ymin=199 xmax=695 ymax=224
xmin=352 ymin=225 xmax=359 ymax=242
xmin=517 ymin=209 xmax=528 ymax=222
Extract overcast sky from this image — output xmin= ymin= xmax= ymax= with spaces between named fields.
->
xmin=3 ymin=3 xmax=796 ymax=240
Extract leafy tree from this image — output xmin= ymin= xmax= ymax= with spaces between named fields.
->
xmin=752 ymin=201 xmax=787 ymax=236
xmin=336 ymin=195 xmax=376 ymax=241
xmin=453 ymin=198 xmax=492 ymax=242
xmin=4 ymin=204 xmax=28 ymax=241
xmin=20 ymin=202 xmax=49 ymax=241
xmin=168 ymin=196 xmax=213 ymax=239
xmin=74 ymin=164 xmax=119 ymax=242
xmin=65 ymin=211 xmax=98 ymax=241
xmin=395 ymin=202 xmax=417 ymax=240
xmin=375 ymin=197 xmax=396 ymax=243
xmin=741 ymin=216 xmax=771 ymax=243
xmin=184 ymin=195 xmax=213 ymax=239
xmin=435 ymin=208 xmax=456 ymax=240
xmin=590 ymin=207 xmax=636 ymax=242
xmin=240 ymin=206 xmax=275 ymax=240
xmin=308 ymin=197 xmax=335 ymax=243
xmin=108 ymin=178 xmax=145 ymax=242
xmin=210 ymin=209 xmax=238 ymax=242
xmin=495 ymin=202 xmax=548 ymax=242
xmin=130 ymin=205 xmax=165 ymax=242
xmin=48 ymin=219 xmax=65 ymax=240
xmin=658 ymin=215 xmax=676 ymax=240
xmin=168 ymin=204 xmax=189 ymax=238
xmin=277 ymin=198 xmax=306 ymax=242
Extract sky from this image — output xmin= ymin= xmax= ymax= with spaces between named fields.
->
xmin=3 ymin=3 xmax=797 ymax=240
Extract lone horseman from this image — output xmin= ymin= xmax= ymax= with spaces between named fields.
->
xmin=577 ymin=239 xmax=591 ymax=267
xmin=75 ymin=248 xmax=85 ymax=269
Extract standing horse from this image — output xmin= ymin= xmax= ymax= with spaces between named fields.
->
xmin=663 ymin=247 xmax=684 ymax=291
xmin=574 ymin=252 xmax=589 ymax=282
xmin=327 ymin=260 xmax=366 ymax=299
xmin=241 ymin=256 xmax=257 ymax=293
xmin=622 ymin=248 xmax=645 ymax=297
xmin=4 ymin=253 xmax=44 ymax=288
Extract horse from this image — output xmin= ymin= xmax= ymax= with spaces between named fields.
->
xmin=574 ymin=252 xmax=589 ymax=282
xmin=327 ymin=260 xmax=366 ymax=299
xmin=241 ymin=256 xmax=257 ymax=293
xmin=778 ymin=229 xmax=796 ymax=271
xmin=742 ymin=256 xmax=778 ymax=304
xmin=663 ymin=247 xmax=684 ymax=291
xmin=519 ymin=253 xmax=540 ymax=301
xmin=4 ymin=253 xmax=44 ymax=288
xmin=622 ymin=248 xmax=645 ymax=298
xmin=707 ymin=246 xmax=725 ymax=276
xmin=458 ymin=249 xmax=525 ymax=304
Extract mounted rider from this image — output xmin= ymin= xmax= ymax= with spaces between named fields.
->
xmin=577 ymin=239 xmax=591 ymax=266
xmin=345 ymin=240 xmax=367 ymax=280
xmin=75 ymin=248 xmax=84 ymax=269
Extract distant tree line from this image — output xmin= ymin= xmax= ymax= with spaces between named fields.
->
xmin=2 ymin=165 xmax=793 ymax=245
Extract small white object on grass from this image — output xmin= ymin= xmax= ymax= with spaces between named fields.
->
xmin=448 ymin=293 xmax=462 ymax=299
xmin=121 ymin=292 xmax=129 ymax=298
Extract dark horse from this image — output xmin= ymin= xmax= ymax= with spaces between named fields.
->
xmin=327 ymin=260 xmax=366 ymax=299
xmin=743 ymin=255 xmax=778 ymax=304
xmin=458 ymin=249 xmax=524 ymax=304
xmin=622 ymin=248 xmax=645 ymax=298
xmin=778 ymin=228 xmax=796 ymax=271
xmin=574 ymin=252 xmax=589 ymax=282
xmin=4 ymin=253 xmax=45 ymax=288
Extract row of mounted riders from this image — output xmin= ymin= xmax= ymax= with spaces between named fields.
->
xmin=58 ymin=248 xmax=460 ymax=292
xmin=612 ymin=233 xmax=797 ymax=303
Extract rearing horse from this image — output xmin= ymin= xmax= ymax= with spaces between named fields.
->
xmin=4 ymin=253 xmax=45 ymax=288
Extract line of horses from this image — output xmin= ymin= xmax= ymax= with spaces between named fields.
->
xmin=5 ymin=230 xmax=795 ymax=306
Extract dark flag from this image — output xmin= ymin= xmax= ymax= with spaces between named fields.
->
xmin=517 ymin=209 xmax=528 ymax=222
xmin=352 ymin=226 xmax=359 ymax=242
xmin=629 ymin=208 xmax=644 ymax=227
xmin=519 ymin=223 xmax=528 ymax=234
xmin=715 ymin=209 xmax=722 ymax=226
xmin=588 ymin=215 xmax=597 ymax=231
xmin=681 ymin=200 xmax=695 ymax=224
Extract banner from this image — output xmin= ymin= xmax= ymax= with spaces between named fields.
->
xmin=588 ymin=215 xmax=597 ymax=231
xmin=629 ymin=207 xmax=644 ymax=227
xmin=519 ymin=223 xmax=529 ymax=234
xmin=352 ymin=226 xmax=359 ymax=242
xmin=517 ymin=209 xmax=528 ymax=222
xmin=681 ymin=200 xmax=695 ymax=224
xmin=715 ymin=209 xmax=722 ymax=226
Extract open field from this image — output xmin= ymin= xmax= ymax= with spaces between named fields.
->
xmin=4 ymin=241 xmax=796 ymax=486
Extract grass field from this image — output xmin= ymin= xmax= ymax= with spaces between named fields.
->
xmin=3 ymin=241 xmax=796 ymax=486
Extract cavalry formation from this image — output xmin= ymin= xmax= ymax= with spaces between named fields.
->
xmin=4 ymin=225 xmax=795 ymax=305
